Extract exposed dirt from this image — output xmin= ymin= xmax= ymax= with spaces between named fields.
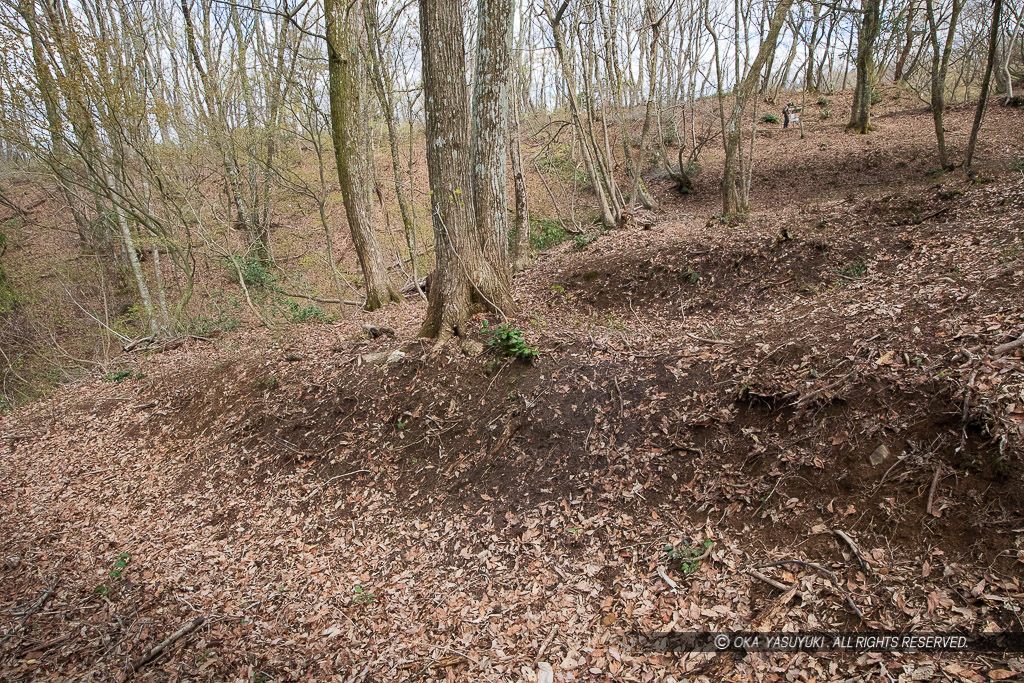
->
xmin=1 ymin=96 xmax=1024 ymax=681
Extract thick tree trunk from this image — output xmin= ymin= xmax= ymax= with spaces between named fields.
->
xmin=325 ymin=0 xmax=400 ymax=311
xmin=471 ymin=0 xmax=515 ymax=280
xmin=419 ymin=0 xmax=515 ymax=340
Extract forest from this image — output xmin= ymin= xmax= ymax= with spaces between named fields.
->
xmin=0 ymin=0 xmax=1023 ymax=679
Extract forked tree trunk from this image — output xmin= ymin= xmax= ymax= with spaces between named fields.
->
xmin=925 ymin=0 xmax=964 ymax=169
xmin=324 ymin=0 xmax=400 ymax=311
xmin=419 ymin=0 xmax=515 ymax=340
xmin=848 ymin=0 xmax=881 ymax=134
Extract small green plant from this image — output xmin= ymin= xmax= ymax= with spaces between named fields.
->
xmin=530 ymin=217 xmax=568 ymax=250
xmin=550 ymin=284 xmax=565 ymax=294
xmin=817 ymin=95 xmax=829 ymax=106
xmin=572 ymin=231 xmax=599 ymax=250
xmin=481 ymin=320 xmax=539 ymax=361
xmin=678 ymin=266 xmax=700 ymax=283
xmin=841 ymin=260 xmax=867 ymax=279
xmin=257 ymin=375 xmax=279 ymax=391
xmin=870 ymin=89 xmax=882 ymax=105
xmin=353 ymin=586 xmax=376 ymax=604
xmin=109 ymin=552 xmax=131 ymax=579
xmin=821 ymin=106 xmax=833 ymax=120
xmin=603 ymin=313 xmax=627 ymax=331
xmin=286 ymin=301 xmax=328 ymax=323
xmin=228 ymin=256 xmax=279 ymax=291
xmin=999 ymin=244 xmax=1022 ymax=262
xmin=104 ymin=369 xmax=136 ymax=383
xmin=760 ymin=113 xmax=780 ymax=124
xmin=665 ymin=540 xmax=713 ymax=575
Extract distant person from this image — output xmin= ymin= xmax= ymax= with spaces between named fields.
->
xmin=783 ymin=102 xmax=792 ymax=129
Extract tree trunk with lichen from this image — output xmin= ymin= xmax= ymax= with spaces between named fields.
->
xmin=419 ymin=0 xmax=515 ymax=340
xmin=325 ymin=0 xmax=400 ymax=311
xmin=471 ymin=0 xmax=515 ymax=281
xmin=510 ymin=94 xmax=532 ymax=271
xmin=848 ymin=0 xmax=881 ymax=134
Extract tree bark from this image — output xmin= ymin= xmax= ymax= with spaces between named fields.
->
xmin=925 ymin=0 xmax=964 ymax=169
xmin=966 ymin=0 xmax=1003 ymax=169
xmin=510 ymin=93 xmax=532 ymax=271
xmin=471 ymin=0 xmax=515 ymax=280
xmin=325 ymin=0 xmax=401 ymax=311
xmin=419 ymin=0 xmax=515 ymax=340
xmin=848 ymin=0 xmax=881 ymax=134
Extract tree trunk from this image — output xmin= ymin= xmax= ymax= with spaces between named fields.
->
xmin=510 ymin=94 xmax=532 ymax=271
xmin=419 ymin=0 xmax=515 ymax=340
xmin=966 ymin=0 xmax=1004 ymax=169
xmin=471 ymin=0 xmax=515 ymax=280
xmin=717 ymin=0 xmax=795 ymax=215
xmin=325 ymin=0 xmax=400 ymax=310
xmin=925 ymin=0 xmax=964 ymax=169
xmin=848 ymin=0 xmax=881 ymax=134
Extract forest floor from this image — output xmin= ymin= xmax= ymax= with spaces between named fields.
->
xmin=2 ymin=92 xmax=1024 ymax=681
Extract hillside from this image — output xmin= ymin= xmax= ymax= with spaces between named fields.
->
xmin=1 ymin=94 xmax=1024 ymax=681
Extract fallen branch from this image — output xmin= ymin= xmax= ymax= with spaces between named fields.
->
xmin=657 ymin=566 xmax=679 ymax=592
xmin=755 ymin=559 xmax=838 ymax=584
xmin=684 ymin=332 xmax=732 ymax=345
xmin=926 ymin=465 xmax=942 ymax=517
xmin=992 ymin=333 xmax=1024 ymax=357
xmin=279 ymin=289 xmax=363 ymax=307
xmin=745 ymin=568 xmax=795 ymax=592
xmin=845 ymin=594 xmax=865 ymax=620
xmin=130 ymin=616 xmax=205 ymax=672
xmin=911 ymin=205 xmax=951 ymax=225
xmin=297 ymin=470 xmax=371 ymax=502
xmin=832 ymin=529 xmax=869 ymax=572
xmin=0 ymin=582 xmax=57 ymax=647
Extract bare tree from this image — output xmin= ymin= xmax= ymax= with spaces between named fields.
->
xmin=324 ymin=0 xmax=401 ymax=310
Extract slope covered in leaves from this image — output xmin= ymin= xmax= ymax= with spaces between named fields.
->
xmin=2 ymin=107 xmax=1024 ymax=681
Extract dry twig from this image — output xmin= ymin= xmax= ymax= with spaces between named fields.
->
xmin=130 ymin=616 xmax=205 ymax=672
